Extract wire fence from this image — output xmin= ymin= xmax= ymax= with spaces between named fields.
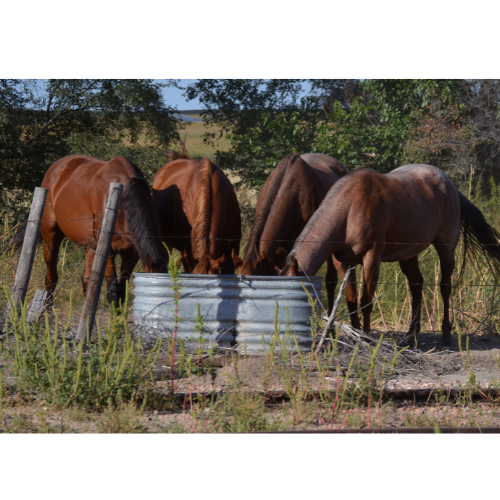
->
xmin=15 ymin=215 xmax=500 ymax=288
xmin=2 ymin=213 xmax=500 ymax=338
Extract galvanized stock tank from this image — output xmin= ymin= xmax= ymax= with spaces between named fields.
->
xmin=132 ymin=273 xmax=323 ymax=353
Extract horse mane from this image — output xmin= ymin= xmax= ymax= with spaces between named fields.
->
xmin=285 ymin=168 xmax=358 ymax=268
xmin=191 ymin=158 xmax=213 ymax=266
xmin=121 ymin=167 xmax=168 ymax=272
xmin=244 ymin=155 xmax=298 ymax=265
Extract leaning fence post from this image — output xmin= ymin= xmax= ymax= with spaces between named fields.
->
xmin=75 ymin=182 xmax=123 ymax=342
xmin=6 ymin=187 xmax=48 ymax=326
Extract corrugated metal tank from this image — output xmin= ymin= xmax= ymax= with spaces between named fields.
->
xmin=132 ymin=273 xmax=323 ymax=353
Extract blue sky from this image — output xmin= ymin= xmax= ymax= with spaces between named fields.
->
xmin=157 ymin=79 xmax=201 ymax=110
xmin=158 ymin=79 xmax=313 ymax=110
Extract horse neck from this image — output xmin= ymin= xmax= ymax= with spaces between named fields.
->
xmin=289 ymin=204 xmax=346 ymax=276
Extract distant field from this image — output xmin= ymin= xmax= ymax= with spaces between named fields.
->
xmin=132 ymin=111 xmax=231 ymax=161
xmin=180 ymin=121 xmax=231 ymax=161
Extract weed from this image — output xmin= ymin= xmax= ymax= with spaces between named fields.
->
xmin=97 ymin=395 xmax=147 ymax=433
xmin=1 ymin=285 xmax=161 ymax=410
xmin=209 ymin=389 xmax=282 ymax=433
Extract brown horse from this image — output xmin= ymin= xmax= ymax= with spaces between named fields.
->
xmin=153 ymin=157 xmax=241 ymax=274
xmin=11 ymin=155 xmax=168 ymax=305
xmin=232 ymin=152 xmax=348 ymax=311
xmin=281 ymin=164 xmax=500 ymax=346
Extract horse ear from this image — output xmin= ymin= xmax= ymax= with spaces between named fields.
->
xmin=210 ymin=254 xmax=226 ymax=272
xmin=291 ymin=258 xmax=300 ymax=276
xmin=232 ymin=248 xmax=243 ymax=267
xmin=268 ymin=256 xmax=281 ymax=276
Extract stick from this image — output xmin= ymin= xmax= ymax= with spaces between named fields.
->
xmin=75 ymin=182 xmax=123 ymax=342
xmin=5 ymin=187 xmax=48 ymax=326
xmin=26 ymin=289 xmax=49 ymax=323
xmin=315 ymin=266 xmax=354 ymax=352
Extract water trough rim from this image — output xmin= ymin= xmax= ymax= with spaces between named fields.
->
xmin=133 ymin=272 xmax=323 ymax=282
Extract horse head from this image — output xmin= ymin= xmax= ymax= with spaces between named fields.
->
xmin=181 ymin=249 xmax=226 ymax=274
xmin=279 ymin=257 xmax=303 ymax=276
xmin=233 ymin=249 xmax=280 ymax=276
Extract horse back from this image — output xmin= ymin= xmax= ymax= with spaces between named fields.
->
xmin=387 ymin=164 xmax=459 ymax=217
xmin=300 ymin=153 xmax=348 ymax=181
xmin=40 ymin=155 xmax=147 ymax=249
xmin=43 ymin=155 xmax=142 ymax=201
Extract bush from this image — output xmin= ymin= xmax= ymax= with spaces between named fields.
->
xmin=1 ymin=287 xmax=161 ymax=410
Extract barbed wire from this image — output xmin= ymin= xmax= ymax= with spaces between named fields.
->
xmin=21 ymin=218 xmax=500 ymax=246
xmin=4 ymin=216 xmax=498 ymax=288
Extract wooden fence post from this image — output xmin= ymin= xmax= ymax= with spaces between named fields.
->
xmin=5 ymin=187 xmax=48 ymax=326
xmin=75 ymin=182 xmax=123 ymax=342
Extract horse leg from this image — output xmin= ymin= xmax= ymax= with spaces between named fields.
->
xmin=332 ymin=257 xmax=360 ymax=329
xmin=81 ymin=249 xmax=94 ymax=296
xmin=434 ymin=245 xmax=455 ymax=346
xmin=115 ymin=252 xmax=140 ymax=305
xmin=82 ymin=250 xmax=119 ymax=306
xmin=42 ymin=226 xmax=64 ymax=305
xmin=399 ymin=256 xmax=424 ymax=347
xmin=103 ymin=254 xmax=119 ymax=306
xmin=360 ymin=252 xmax=381 ymax=334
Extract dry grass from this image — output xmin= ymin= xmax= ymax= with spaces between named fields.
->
xmin=127 ymin=118 xmax=231 ymax=162
xmin=180 ymin=121 xmax=231 ymax=160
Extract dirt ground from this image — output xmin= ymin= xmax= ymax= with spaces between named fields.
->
xmin=4 ymin=326 xmax=500 ymax=433
xmin=149 ymin=331 xmax=500 ymax=393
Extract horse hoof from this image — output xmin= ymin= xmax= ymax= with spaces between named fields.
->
xmin=401 ymin=339 xmax=416 ymax=350
xmin=441 ymin=338 xmax=454 ymax=347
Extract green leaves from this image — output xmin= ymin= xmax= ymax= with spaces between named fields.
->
xmin=0 ymin=79 xmax=181 ymax=219
xmin=217 ymin=109 xmax=320 ymax=187
xmin=314 ymin=79 xmax=468 ymax=174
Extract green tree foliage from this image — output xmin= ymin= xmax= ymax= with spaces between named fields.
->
xmin=183 ymin=79 xmax=320 ymax=186
xmin=314 ymin=79 xmax=468 ymax=174
xmin=0 ymin=79 xmax=180 ymax=218
xmin=222 ymin=110 xmax=319 ymax=186
xmin=185 ymin=79 xmax=497 ymax=191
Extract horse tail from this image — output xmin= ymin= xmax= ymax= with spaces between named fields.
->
xmin=191 ymin=158 xmax=213 ymax=265
xmin=121 ymin=177 xmax=168 ymax=272
xmin=0 ymin=220 xmax=42 ymax=255
xmin=459 ymin=190 xmax=500 ymax=280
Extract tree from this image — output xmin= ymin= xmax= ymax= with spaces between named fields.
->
xmin=462 ymin=80 xmax=500 ymax=182
xmin=307 ymin=79 xmax=363 ymax=113
xmin=182 ymin=79 xmax=321 ymax=185
xmin=314 ymin=79 xmax=468 ymax=174
xmin=223 ymin=110 xmax=320 ymax=186
xmin=0 ymin=79 xmax=181 ymax=218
